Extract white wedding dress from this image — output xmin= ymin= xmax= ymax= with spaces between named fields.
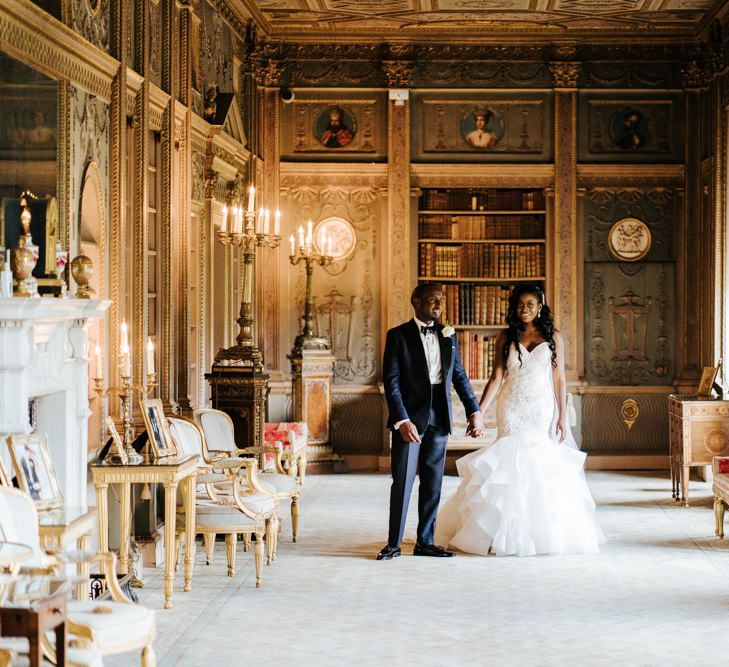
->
xmin=435 ymin=341 xmax=602 ymax=557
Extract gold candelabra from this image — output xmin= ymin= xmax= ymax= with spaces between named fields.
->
xmin=288 ymin=220 xmax=334 ymax=353
xmin=93 ymin=322 xmax=157 ymax=464
xmin=215 ymin=185 xmax=281 ymax=370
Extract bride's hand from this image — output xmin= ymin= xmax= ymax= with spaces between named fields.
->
xmin=556 ymin=416 xmax=568 ymax=443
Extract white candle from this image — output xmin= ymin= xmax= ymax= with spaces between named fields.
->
xmin=298 ymin=225 xmax=305 ymax=249
xmin=238 ymin=207 xmax=245 ymax=232
xmin=231 ymin=206 xmax=238 ymax=233
xmin=256 ymin=207 xmax=264 ymax=233
xmin=264 ymin=208 xmax=270 ymax=235
xmin=327 ymin=236 xmax=333 ymax=257
xmin=289 ymin=235 xmax=295 ymax=256
xmin=121 ymin=320 xmax=128 ymax=349
xmin=247 ymin=185 xmax=255 ymax=214
xmin=274 ymin=210 xmax=281 ymax=236
xmin=221 ymin=205 xmax=228 ymax=232
xmin=306 ymin=219 xmax=313 ymax=245
xmin=120 ymin=343 xmax=131 ymax=377
xmin=95 ymin=345 xmax=102 ymax=378
xmin=147 ymin=337 xmax=155 ymax=375
xmin=321 ymin=231 xmax=327 ymax=254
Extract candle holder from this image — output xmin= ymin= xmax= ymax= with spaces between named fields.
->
xmin=94 ymin=371 xmax=158 ymax=465
xmin=289 ymin=238 xmax=334 ymax=353
xmin=214 ymin=185 xmax=281 ymax=370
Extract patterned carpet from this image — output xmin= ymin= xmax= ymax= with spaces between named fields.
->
xmin=106 ymin=470 xmax=729 ymax=667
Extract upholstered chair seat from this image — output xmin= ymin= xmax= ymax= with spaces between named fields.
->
xmin=0 ymin=637 xmax=104 ymax=667
xmin=713 ymin=456 xmax=729 ymax=539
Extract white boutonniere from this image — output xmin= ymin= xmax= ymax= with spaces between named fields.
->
xmin=441 ymin=322 xmax=455 ymax=338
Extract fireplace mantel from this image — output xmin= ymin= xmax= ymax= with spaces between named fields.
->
xmin=0 ymin=298 xmax=110 ymax=509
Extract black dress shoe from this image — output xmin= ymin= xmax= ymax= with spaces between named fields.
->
xmin=413 ymin=543 xmax=455 ymax=557
xmin=377 ymin=545 xmax=401 ymax=560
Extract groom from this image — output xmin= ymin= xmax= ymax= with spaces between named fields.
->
xmin=378 ymin=283 xmax=483 ymax=560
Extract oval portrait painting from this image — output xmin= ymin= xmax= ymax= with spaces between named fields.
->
xmin=316 ymin=106 xmax=356 ymax=149
xmin=460 ymin=107 xmax=504 ymax=150
xmin=609 ymin=107 xmax=650 ymax=150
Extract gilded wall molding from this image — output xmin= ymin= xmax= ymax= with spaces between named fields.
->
xmin=0 ymin=0 xmax=117 ymax=101
xmin=577 ymin=164 xmax=685 ymax=185
xmin=411 ymin=163 xmax=554 ymax=188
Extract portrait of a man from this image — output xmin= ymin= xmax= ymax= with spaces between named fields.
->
xmin=460 ymin=107 xmax=504 ymax=150
xmin=20 ymin=444 xmax=52 ymax=501
xmin=610 ymin=108 xmax=650 ymax=150
xmin=317 ymin=106 xmax=355 ymax=148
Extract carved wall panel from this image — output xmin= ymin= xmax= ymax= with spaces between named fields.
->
xmin=280 ymin=93 xmax=387 ymax=161
xmin=582 ymin=392 xmax=668 ymax=455
xmin=70 ymin=83 xmax=109 ymax=253
xmin=578 ymin=92 xmax=685 ymax=162
xmin=70 ymin=0 xmax=110 ymax=54
xmin=411 ymin=92 xmax=553 ymax=162
xmin=414 ymin=60 xmax=551 ymax=89
xmin=197 ymin=0 xmax=233 ymax=120
xmin=147 ymin=0 xmax=161 ymax=88
xmin=584 ymin=187 xmax=676 ymax=386
xmin=281 ymin=171 xmax=385 ymax=385
xmin=580 ymin=61 xmax=681 ymax=89
xmin=330 ymin=391 xmax=385 ymax=455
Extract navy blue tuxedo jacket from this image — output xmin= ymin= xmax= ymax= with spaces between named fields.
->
xmin=383 ymin=319 xmax=480 ymax=435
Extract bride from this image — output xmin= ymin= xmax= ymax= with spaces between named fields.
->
xmin=435 ymin=284 xmax=602 ymax=557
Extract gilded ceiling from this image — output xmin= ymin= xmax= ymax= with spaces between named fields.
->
xmin=238 ymin=0 xmax=726 ymax=40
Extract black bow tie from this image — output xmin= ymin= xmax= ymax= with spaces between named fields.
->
xmin=420 ymin=325 xmax=435 ymax=336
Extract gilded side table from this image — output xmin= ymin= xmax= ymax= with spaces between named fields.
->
xmin=669 ymin=394 xmax=729 ymax=506
xmin=90 ymin=455 xmax=197 ymax=609
xmin=37 ymin=506 xmax=96 ymax=601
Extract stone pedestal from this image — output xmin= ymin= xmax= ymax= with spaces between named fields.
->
xmin=206 ymin=363 xmax=270 ymax=455
xmin=289 ymin=347 xmax=344 ymax=472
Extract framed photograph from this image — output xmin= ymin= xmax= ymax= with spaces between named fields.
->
xmin=697 ymin=365 xmax=720 ymax=398
xmin=6 ymin=434 xmax=63 ymax=510
xmin=105 ymin=416 xmax=128 ymax=465
xmin=140 ymin=398 xmax=177 ymax=459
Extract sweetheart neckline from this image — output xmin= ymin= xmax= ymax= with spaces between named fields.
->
xmin=518 ymin=341 xmax=548 ymax=354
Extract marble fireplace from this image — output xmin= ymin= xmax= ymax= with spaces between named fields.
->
xmin=0 ymin=298 xmax=109 ymax=508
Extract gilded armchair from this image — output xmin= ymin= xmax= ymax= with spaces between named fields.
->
xmin=194 ymin=408 xmax=301 ymax=542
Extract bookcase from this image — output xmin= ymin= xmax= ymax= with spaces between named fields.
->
xmin=418 ymin=187 xmax=547 ymax=383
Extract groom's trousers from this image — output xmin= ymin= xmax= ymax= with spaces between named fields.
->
xmin=388 ymin=383 xmax=450 ymax=547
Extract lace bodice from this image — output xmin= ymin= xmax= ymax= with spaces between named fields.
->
xmin=496 ymin=341 xmax=556 ymax=438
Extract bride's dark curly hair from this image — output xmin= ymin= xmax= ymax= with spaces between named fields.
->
xmin=503 ymin=284 xmax=557 ymax=368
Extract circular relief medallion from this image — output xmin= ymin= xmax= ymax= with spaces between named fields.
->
xmin=314 ymin=217 xmax=356 ymax=260
xmin=704 ymin=427 xmax=729 ymax=455
xmin=607 ymin=218 xmax=652 ymax=262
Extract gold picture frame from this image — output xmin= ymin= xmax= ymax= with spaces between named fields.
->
xmin=105 ymin=416 xmax=128 ymax=465
xmin=140 ymin=398 xmax=177 ymax=459
xmin=697 ymin=365 xmax=720 ymax=398
xmin=6 ymin=433 xmax=64 ymax=510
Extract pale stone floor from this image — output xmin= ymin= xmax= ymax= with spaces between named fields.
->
xmin=106 ymin=470 xmax=729 ymax=667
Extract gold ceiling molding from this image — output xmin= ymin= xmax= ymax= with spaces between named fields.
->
xmin=577 ymin=164 xmax=685 ymax=185
xmin=234 ymin=0 xmax=721 ymax=42
xmin=0 ymin=0 xmax=118 ymax=101
xmin=411 ymin=163 xmax=554 ymax=188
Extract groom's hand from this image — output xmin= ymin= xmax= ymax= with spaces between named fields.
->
xmin=466 ymin=412 xmax=485 ymax=438
xmin=398 ymin=421 xmax=421 ymax=444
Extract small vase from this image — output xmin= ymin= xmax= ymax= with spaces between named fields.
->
xmin=11 ymin=240 xmax=36 ymax=298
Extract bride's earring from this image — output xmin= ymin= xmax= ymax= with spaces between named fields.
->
xmin=536 ymin=309 xmax=541 ymax=320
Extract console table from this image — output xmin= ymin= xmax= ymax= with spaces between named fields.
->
xmin=90 ymin=455 xmax=197 ymax=609
xmin=669 ymin=394 xmax=729 ymax=506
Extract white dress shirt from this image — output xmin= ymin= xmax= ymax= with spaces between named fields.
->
xmin=393 ymin=318 xmax=443 ymax=430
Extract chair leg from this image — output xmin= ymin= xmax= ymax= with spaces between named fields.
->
xmin=225 ymin=533 xmax=237 ymax=577
xmin=715 ymin=496 xmax=726 ymax=538
xmin=142 ymin=644 xmax=156 ymax=667
xmin=291 ymin=495 xmax=299 ymax=543
xmin=254 ymin=531 xmax=264 ymax=588
xmin=242 ymin=533 xmax=250 ymax=552
xmin=174 ymin=532 xmax=183 ymax=573
xmin=204 ymin=533 xmax=215 ymax=565
xmin=266 ymin=519 xmax=274 ymax=565
xmin=299 ymin=454 xmax=307 ymax=486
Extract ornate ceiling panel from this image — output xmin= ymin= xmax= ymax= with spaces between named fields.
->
xmin=237 ymin=0 xmax=724 ymax=41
